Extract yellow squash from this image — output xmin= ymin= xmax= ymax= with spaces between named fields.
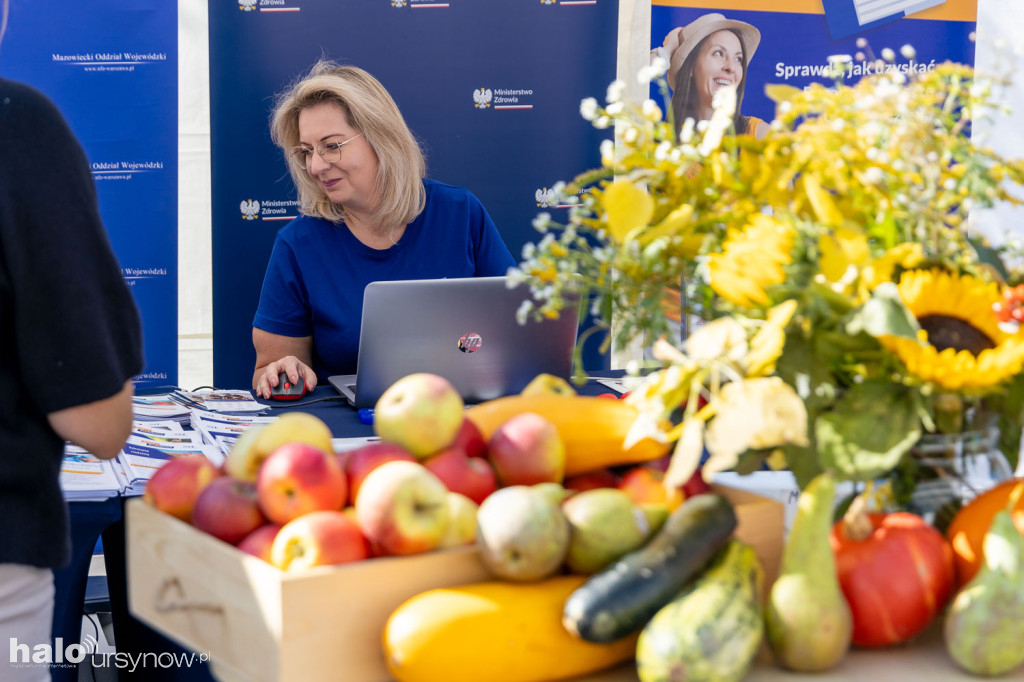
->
xmin=466 ymin=394 xmax=670 ymax=476
xmin=383 ymin=575 xmax=637 ymax=682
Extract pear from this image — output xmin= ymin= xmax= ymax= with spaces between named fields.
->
xmin=944 ymin=483 xmax=1024 ymax=676
xmin=475 ymin=485 xmax=569 ymax=581
xmin=765 ymin=472 xmax=852 ymax=672
xmin=562 ymin=489 xmax=663 ymax=574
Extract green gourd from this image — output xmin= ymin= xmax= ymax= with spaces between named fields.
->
xmin=635 ymin=540 xmax=764 ymax=682
xmin=765 ymin=472 xmax=852 ymax=672
xmin=944 ymin=483 xmax=1024 ymax=676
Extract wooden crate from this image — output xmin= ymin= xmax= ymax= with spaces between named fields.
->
xmin=126 ymin=499 xmax=492 ymax=682
xmin=127 ymin=485 xmax=783 ymax=682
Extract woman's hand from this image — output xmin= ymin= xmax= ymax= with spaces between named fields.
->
xmin=252 ymin=328 xmax=318 ymax=398
xmin=254 ymin=356 xmax=318 ymax=399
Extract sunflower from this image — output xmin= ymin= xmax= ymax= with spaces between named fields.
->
xmin=881 ymin=269 xmax=1024 ymax=392
xmin=707 ymin=214 xmax=794 ymax=308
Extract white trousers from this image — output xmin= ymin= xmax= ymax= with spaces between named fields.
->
xmin=0 ymin=564 xmax=55 ymax=682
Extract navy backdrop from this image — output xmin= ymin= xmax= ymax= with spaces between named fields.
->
xmin=210 ymin=0 xmax=618 ymax=389
xmin=0 ymin=0 xmax=179 ymax=388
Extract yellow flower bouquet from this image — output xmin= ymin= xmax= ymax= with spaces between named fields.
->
xmin=511 ymin=49 xmax=1024 ymax=497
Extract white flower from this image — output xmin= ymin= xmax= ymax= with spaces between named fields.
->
xmin=594 ymin=116 xmax=611 ymax=129
xmin=864 ymin=167 xmax=884 ymax=185
xmin=881 ymin=47 xmax=896 ymax=62
xmin=685 ymin=317 xmax=748 ymax=366
xmin=606 ymin=79 xmax=626 ymax=104
xmin=856 ymin=37 xmax=867 ymax=48
xmin=641 ymin=99 xmax=662 ymax=122
xmin=531 ymin=212 xmax=552 ymax=231
xmin=599 ymin=139 xmax=615 ymax=165
xmin=638 ymin=57 xmax=668 ymax=84
xmin=605 ymin=101 xmax=624 ymax=116
xmin=515 ymin=300 xmax=534 ymax=325
xmin=679 ymin=117 xmax=696 ymax=143
xmin=900 ymin=44 xmax=916 ymax=59
xmin=579 ymin=97 xmax=599 ymax=121
xmin=704 ymin=378 xmax=809 ymax=474
xmin=711 ymin=84 xmax=737 ymax=119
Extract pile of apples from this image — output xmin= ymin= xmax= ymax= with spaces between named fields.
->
xmin=142 ymin=371 xmax=711 ymax=575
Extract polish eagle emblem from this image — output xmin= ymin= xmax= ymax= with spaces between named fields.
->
xmin=240 ymin=199 xmax=261 ymax=220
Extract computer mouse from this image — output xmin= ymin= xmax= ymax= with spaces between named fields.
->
xmin=270 ymin=371 xmax=307 ymax=400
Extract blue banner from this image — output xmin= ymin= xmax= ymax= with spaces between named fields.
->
xmin=0 ymin=0 xmax=179 ymax=389
xmin=210 ymin=0 xmax=618 ymax=388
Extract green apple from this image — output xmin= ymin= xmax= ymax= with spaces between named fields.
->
xmin=373 ymin=373 xmax=464 ymax=459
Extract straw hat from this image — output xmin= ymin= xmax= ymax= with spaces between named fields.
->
xmin=656 ymin=13 xmax=761 ymax=91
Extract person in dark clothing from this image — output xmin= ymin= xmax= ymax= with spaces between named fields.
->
xmin=0 ymin=2 xmax=144 ymax=678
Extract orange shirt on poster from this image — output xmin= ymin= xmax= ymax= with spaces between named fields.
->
xmin=652 ymin=0 xmax=977 ymax=22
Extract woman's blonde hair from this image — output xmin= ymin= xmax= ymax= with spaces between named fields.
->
xmin=270 ymin=60 xmax=426 ymax=227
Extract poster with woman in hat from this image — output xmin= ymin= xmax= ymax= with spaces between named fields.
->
xmin=650 ymin=1 xmax=978 ymax=139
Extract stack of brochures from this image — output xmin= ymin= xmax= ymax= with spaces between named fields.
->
xmin=63 ymin=389 xmax=272 ymax=501
xmin=59 ymin=445 xmax=124 ymax=502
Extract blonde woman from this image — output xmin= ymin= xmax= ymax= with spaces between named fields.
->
xmin=253 ymin=61 xmax=514 ymax=397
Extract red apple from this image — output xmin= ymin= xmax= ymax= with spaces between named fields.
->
xmin=224 ymin=412 xmax=334 ymax=482
xmin=143 ymin=455 xmax=220 ymax=523
xmin=271 ymin=510 xmax=369 ymax=570
xmin=564 ymin=468 xmax=619 ymax=495
xmin=373 ymin=373 xmax=465 ymax=459
xmin=257 ymin=442 xmax=347 ymax=525
xmin=192 ymin=477 xmax=266 ymax=545
xmin=237 ymin=523 xmax=283 ymax=563
xmin=344 ymin=442 xmax=416 ymax=505
xmin=355 ymin=460 xmax=449 ymax=556
xmin=487 ymin=412 xmax=566 ymax=486
xmin=617 ymin=466 xmax=684 ymax=510
xmin=451 ymin=418 xmax=487 ymax=458
xmin=424 ymin=448 xmax=498 ymax=505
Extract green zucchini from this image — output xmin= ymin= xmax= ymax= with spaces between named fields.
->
xmin=562 ymin=492 xmax=737 ymax=643
xmin=636 ymin=540 xmax=764 ymax=682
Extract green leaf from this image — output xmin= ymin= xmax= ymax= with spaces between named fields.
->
xmin=967 ymin=236 xmax=1010 ymax=281
xmin=845 ymin=282 xmax=920 ymax=339
xmin=783 ymin=442 xmax=823 ymax=490
xmin=816 ymin=380 xmax=922 ymax=481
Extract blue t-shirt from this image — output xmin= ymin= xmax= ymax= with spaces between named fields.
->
xmin=253 ymin=179 xmax=516 ymax=380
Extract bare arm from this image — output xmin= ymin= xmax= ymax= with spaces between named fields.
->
xmin=47 ymin=379 xmax=135 ymax=460
xmin=252 ymin=327 xmax=318 ymax=398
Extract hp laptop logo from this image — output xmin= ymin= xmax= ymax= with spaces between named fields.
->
xmin=458 ymin=332 xmax=483 ymax=353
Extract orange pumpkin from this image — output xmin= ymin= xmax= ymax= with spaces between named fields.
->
xmin=830 ymin=511 xmax=955 ymax=647
xmin=945 ymin=478 xmax=1024 ymax=587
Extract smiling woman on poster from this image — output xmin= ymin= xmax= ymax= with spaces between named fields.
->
xmin=653 ymin=12 xmax=768 ymax=140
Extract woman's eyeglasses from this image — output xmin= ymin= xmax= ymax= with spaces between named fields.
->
xmin=290 ymin=132 xmax=363 ymax=170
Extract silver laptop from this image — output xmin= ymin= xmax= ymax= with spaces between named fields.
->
xmin=328 ymin=277 xmax=579 ymax=408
